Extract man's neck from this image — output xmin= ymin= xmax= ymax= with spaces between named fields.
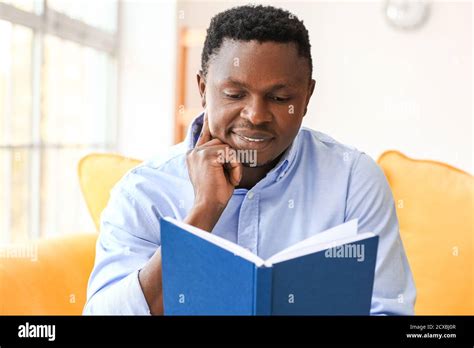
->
xmin=236 ymin=154 xmax=283 ymax=190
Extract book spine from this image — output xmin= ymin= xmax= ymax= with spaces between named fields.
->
xmin=253 ymin=266 xmax=273 ymax=315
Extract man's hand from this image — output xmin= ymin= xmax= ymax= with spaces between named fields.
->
xmin=139 ymin=113 xmax=243 ymax=314
xmin=185 ymin=112 xmax=243 ymax=232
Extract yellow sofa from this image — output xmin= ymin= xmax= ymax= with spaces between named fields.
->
xmin=0 ymin=153 xmax=141 ymax=315
xmin=0 ymin=151 xmax=472 ymax=315
xmin=378 ymin=150 xmax=473 ymax=314
xmin=0 ymin=233 xmax=97 ymax=315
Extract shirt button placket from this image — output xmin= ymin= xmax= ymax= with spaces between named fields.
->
xmin=237 ymin=191 xmax=259 ymax=253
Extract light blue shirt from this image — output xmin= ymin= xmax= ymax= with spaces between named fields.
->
xmin=84 ymin=113 xmax=416 ymax=315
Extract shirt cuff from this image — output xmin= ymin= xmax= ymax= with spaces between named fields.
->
xmin=122 ymin=269 xmax=152 ymax=315
xmin=83 ymin=270 xmax=152 ymax=315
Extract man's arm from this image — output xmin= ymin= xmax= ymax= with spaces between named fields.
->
xmin=83 ymin=186 xmax=159 ymax=315
xmin=138 ymin=203 xmax=229 ymax=314
xmin=138 ymin=114 xmax=242 ymax=313
xmin=83 ymin=185 xmax=228 ymax=315
xmin=85 ymin=113 xmax=241 ymax=315
xmin=345 ymin=152 xmax=416 ymax=315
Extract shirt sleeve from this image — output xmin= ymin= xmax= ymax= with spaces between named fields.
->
xmin=345 ymin=152 xmax=416 ymax=315
xmin=83 ymin=185 xmax=161 ymax=315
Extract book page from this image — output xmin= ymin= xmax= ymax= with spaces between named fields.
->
xmin=265 ymin=232 xmax=375 ymax=266
xmin=264 ymin=219 xmax=361 ymax=265
xmin=266 ymin=219 xmax=358 ymax=261
xmin=163 ymin=217 xmax=266 ymax=266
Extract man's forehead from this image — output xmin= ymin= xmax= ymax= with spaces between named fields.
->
xmin=215 ymin=38 xmax=300 ymax=59
xmin=208 ymin=39 xmax=309 ymax=84
xmin=216 ymin=76 xmax=299 ymax=90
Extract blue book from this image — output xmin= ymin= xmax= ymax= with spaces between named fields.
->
xmin=161 ymin=217 xmax=379 ymax=315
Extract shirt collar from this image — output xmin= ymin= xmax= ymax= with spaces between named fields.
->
xmin=185 ymin=112 xmax=299 ymax=183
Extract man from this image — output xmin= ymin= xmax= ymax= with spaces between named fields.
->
xmin=84 ymin=5 xmax=416 ymax=315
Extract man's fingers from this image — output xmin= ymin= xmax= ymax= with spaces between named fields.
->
xmin=191 ymin=142 xmax=229 ymax=162
xmin=226 ymin=160 xmax=243 ymax=187
xmin=192 ymin=134 xmax=243 ymax=187
xmin=198 ymin=138 xmax=222 ymax=148
xmin=195 ymin=112 xmax=212 ymax=146
xmin=218 ymin=146 xmax=243 ymax=186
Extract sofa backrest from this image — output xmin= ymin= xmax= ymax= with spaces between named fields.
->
xmin=78 ymin=153 xmax=142 ymax=231
xmin=378 ymin=150 xmax=473 ymax=314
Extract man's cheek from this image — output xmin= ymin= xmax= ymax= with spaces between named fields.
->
xmin=209 ymin=111 xmax=230 ymax=132
xmin=208 ymin=119 xmax=226 ymax=142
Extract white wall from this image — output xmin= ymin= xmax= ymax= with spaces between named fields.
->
xmin=298 ymin=1 xmax=472 ymax=173
xmin=177 ymin=0 xmax=472 ymax=173
xmin=118 ymin=0 xmax=177 ymax=159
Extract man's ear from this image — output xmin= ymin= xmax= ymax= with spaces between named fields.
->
xmin=303 ymin=79 xmax=316 ymax=117
xmin=196 ymin=71 xmax=207 ymax=108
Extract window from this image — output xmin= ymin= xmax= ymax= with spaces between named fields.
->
xmin=0 ymin=0 xmax=118 ymax=242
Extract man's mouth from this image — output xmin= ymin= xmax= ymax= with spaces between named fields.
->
xmin=230 ymin=131 xmax=275 ymax=150
xmin=239 ymin=135 xmax=266 ymax=142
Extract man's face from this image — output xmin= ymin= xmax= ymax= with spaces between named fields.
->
xmin=198 ymin=39 xmax=315 ymax=167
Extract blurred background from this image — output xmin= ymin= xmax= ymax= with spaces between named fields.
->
xmin=0 ymin=0 xmax=472 ymax=243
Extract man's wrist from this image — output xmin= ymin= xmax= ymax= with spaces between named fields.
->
xmin=185 ymin=200 xmax=226 ymax=232
xmin=138 ymin=249 xmax=164 ymax=315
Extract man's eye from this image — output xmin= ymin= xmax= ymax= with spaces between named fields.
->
xmin=224 ymin=93 xmax=244 ymax=99
xmin=270 ymin=96 xmax=291 ymax=103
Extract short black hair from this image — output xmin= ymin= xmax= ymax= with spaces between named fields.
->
xmin=201 ymin=5 xmax=313 ymax=78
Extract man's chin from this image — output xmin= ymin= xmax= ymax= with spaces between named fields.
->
xmin=242 ymin=154 xmax=281 ymax=168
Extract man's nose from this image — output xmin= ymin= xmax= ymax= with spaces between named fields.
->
xmin=240 ymin=96 xmax=272 ymax=125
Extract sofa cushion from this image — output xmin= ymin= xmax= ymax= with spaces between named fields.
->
xmin=0 ymin=233 xmax=97 ymax=315
xmin=378 ymin=150 xmax=473 ymax=314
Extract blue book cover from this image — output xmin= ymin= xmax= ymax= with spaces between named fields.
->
xmin=161 ymin=217 xmax=378 ymax=315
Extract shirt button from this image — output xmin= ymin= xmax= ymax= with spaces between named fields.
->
xmin=247 ymin=192 xmax=254 ymax=200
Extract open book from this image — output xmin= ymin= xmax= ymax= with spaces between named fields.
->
xmin=161 ymin=217 xmax=379 ymax=315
